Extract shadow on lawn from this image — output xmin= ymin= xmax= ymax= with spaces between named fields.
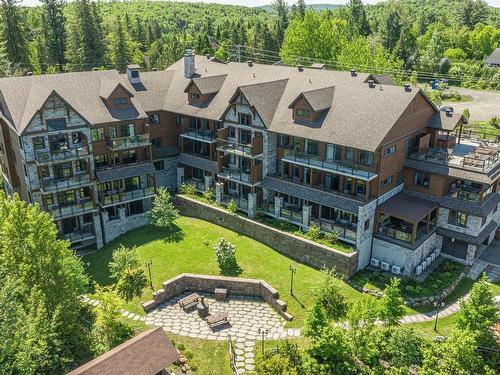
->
xmin=161 ymin=224 xmax=185 ymax=243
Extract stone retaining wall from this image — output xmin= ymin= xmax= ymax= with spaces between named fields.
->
xmin=141 ymin=273 xmax=294 ymax=321
xmin=174 ymin=195 xmax=359 ymax=277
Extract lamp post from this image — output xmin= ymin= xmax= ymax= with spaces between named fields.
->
xmin=145 ymin=260 xmax=153 ymax=289
xmin=289 ymin=265 xmax=296 ymax=296
xmin=433 ymin=301 xmax=445 ymax=331
xmin=258 ymin=328 xmax=269 ymax=355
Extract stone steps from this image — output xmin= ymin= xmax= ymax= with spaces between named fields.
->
xmin=468 ymin=259 xmax=489 ymax=280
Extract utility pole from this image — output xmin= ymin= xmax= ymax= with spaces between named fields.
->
xmin=289 ymin=265 xmax=296 ymax=296
xmin=145 ymin=260 xmax=153 ymax=290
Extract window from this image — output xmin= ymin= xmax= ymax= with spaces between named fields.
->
xmin=356 ymin=180 xmax=366 ymax=196
xmin=154 ymin=160 xmax=164 ymax=171
xmin=397 ymin=170 xmax=404 ymax=185
xmin=345 ymin=147 xmax=354 ymax=162
xmin=94 ymin=154 xmax=109 ymax=169
xmin=57 ymin=190 xmax=76 ymax=207
xmin=414 ymin=171 xmax=430 ymax=188
xmin=130 ymin=70 xmax=139 ymax=78
xmin=449 ymin=210 xmax=467 ymax=227
xmin=53 ymin=162 xmax=73 ymax=180
xmin=296 ymin=109 xmax=310 ymax=117
xmin=46 ymin=118 xmax=66 ymax=131
xmin=149 ymin=114 xmax=160 ymax=124
xmin=238 ymin=113 xmax=252 ymax=126
xmin=75 ymin=159 xmax=86 ymax=173
xmin=151 ymin=138 xmax=162 ymax=148
xmin=176 ymin=114 xmax=182 ymax=125
xmin=229 ymin=155 xmax=236 ymax=165
xmin=228 ymin=126 xmax=236 ymax=138
xmin=228 ymin=181 xmax=237 ymax=191
xmin=384 ymin=145 xmax=396 ymax=157
xmin=91 ymin=128 xmax=104 ymax=142
xmin=344 ymin=177 xmax=353 ymax=193
xmin=33 ymin=137 xmax=46 ymax=150
xmin=326 ymin=144 xmax=342 ymax=161
xmin=189 ymin=92 xmax=200 ymax=100
xmin=305 ymin=140 xmax=318 ymax=156
xmin=277 ymin=134 xmax=291 ymax=148
xmin=120 ymin=124 xmax=135 ymax=137
xmin=23 ymin=163 xmax=28 ymax=178
xmin=190 ymin=117 xmax=201 ymax=129
xmin=380 ymin=175 xmax=393 ymax=188
xmin=364 ymin=219 xmax=370 ymax=231
xmin=122 ymin=150 xmax=137 ymax=164
xmin=358 ymin=150 xmax=373 ymax=166
xmin=112 ymin=98 xmax=128 ymax=105
xmin=108 ymin=126 xmax=117 ymax=139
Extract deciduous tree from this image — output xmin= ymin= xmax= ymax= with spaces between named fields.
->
xmin=148 ymin=187 xmax=179 ymax=229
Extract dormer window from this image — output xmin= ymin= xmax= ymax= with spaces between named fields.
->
xmin=113 ymin=98 xmax=128 ymax=105
xmin=190 ymin=92 xmax=200 ymax=100
xmin=238 ymin=113 xmax=252 ymax=126
xmin=297 ymin=109 xmax=310 ymax=117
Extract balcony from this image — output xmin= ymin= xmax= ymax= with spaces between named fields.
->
xmin=99 ymin=187 xmax=155 ymax=207
xmin=59 ymin=223 xmax=95 ymax=243
xmin=221 ymin=194 xmax=248 ymax=211
xmin=282 ymin=150 xmax=377 ymax=181
xmin=40 ymin=173 xmax=92 ymax=193
xmin=106 ymin=134 xmax=150 ymax=151
xmin=45 ymin=200 xmax=96 ymax=219
xmin=184 ymin=178 xmax=206 ymax=192
xmin=216 ymin=137 xmax=263 ymax=158
xmin=447 ymin=184 xmax=483 ymax=204
xmin=181 ymin=129 xmax=217 ymax=143
xmin=311 ymin=217 xmax=357 ymax=243
xmin=218 ymin=164 xmax=262 ymax=185
xmin=280 ymin=205 xmax=303 ymax=224
xmin=35 ymin=146 xmax=89 ymax=165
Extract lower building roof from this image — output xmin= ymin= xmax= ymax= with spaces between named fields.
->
xmin=377 ymin=192 xmax=437 ymax=223
xmin=96 ymin=162 xmax=157 ymax=182
xmin=67 ymin=328 xmax=179 ymax=375
xmin=437 ymin=220 xmax=498 ymax=246
xmin=177 ymin=153 xmax=218 ymax=174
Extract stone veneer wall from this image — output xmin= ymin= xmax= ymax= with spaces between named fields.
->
xmin=174 ymin=195 xmax=359 ymax=277
xmin=141 ymin=273 xmax=294 ymax=321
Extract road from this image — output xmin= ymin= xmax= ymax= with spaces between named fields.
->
xmin=441 ymin=87 xmax=500 ymax=121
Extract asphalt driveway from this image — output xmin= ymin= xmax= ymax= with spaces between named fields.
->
xmin=441 ymin=87 xmax=500 ymax=121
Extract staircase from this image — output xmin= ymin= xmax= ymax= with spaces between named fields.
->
xmin=468 ymin=259 xmax=489 ymax=280
xmin=484 ymin=264 xmax=500 ymax=282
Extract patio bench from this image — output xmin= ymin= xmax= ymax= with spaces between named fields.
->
xmin=207 ymin=312 xmax=228 ymax=329
xmin=178 ymin=293 xmax=200 ymax=310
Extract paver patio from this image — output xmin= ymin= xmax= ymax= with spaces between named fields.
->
xmin=144 ymin=292 xmax=300 ymax=372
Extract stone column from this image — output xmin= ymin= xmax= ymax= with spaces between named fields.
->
xmin=215 ymin=182 xmax=224 ymax=204
xmin=274 ymin=196 xmax=283 ymax=218
xmin=204 ymin=175 xmax=213 ymax=191
xmin=465 ymin=244 xmax=477 ymax=265
xmin=248 ymin=193 xmax=257 ymax=219
xmin=302 ymin=205 xmax=312 ymax=230
xmin=93 ymin=212 xmax=104 ymax=249
xmin=100 ymin=210 xmax=110 ymax=243
xmin=176 ymin=167 xmax=184 ymax=190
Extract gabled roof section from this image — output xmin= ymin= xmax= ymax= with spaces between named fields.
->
xmin=485 ymin=48 xmax=500 ymax=65
xmin=184 ymin=74 xmax=227 ymax=95
xmin=427 ymin=111 xmax=465 ymax=131
xmin=99 ymin=78 xmax=134 ymax=100
xmin=67 ymin=328 xmax=179 ymax=375
xmin=236 ymin=79 xmax=289 ymax=126
xmin=289 ymin=86 xmax=335 ymax=112
xmin=19 ymin=83 xmax=53 ymax=130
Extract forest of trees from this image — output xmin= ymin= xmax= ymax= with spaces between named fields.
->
xmin=0 ymin=0 xmax=499 ymax=88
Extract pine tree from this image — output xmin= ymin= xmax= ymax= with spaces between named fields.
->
xmin=0 ymin=0 xmax=30 ymax=69
xmin=296 ymin=0 xmax=306 ymax=19
xmin=378 ymin=278 xmax=405 ymax=327
xmin=109 ymin=15 xmax=132 ymax=72
xmin=272 ymin=0 xmax=289 ymax=48
xmin=347 ymin=0 xmax=370 ymax=37
xmin=41 ymin=0 xmax=66 ymax=68
xmin=0 ymin=40 xmax=9 ymax=75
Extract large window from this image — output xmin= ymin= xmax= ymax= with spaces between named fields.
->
xmin=305 ymin=140 xmax=318 ymax=156
xmin=46 ymin=118 xmax=66 ymax=131
xmin=449 ymin=210 xmax=467 ymax=227
xmin=238 ymin=113 xmax=252 ymax=126
xmin=120 ymin=124 xmax=135 ymax=137
xmin=277 ymin=134 xmax=291 ymax=148
xmin=53 ymin=162 xmax=73 ymax=180
xmin=380 ymin=175 xmax=393 ymax=188
xmin=383 ymin=145 xmax=396 ymax=157
xmin=91 ymin=128 xmax=105 ymax=142
xmin=33 ymin=137 xmax=46 ymax=150
xmin=345 ymin=148 xmax=354 ymax=162
xmin=358 ymin=150 xmax=373 ymax=166
xmin=296 ymin=109 xmax=310 ymax=117
xmin=57 ymin=190 xmax=76 ymax=207
xmin=112 ymin=98 xmax=128 ymax=105
xmin=94 ymin=154 xmax=109 ymax=169
xmin=414 ymin=171 xmax=430 ymax=188
xmin=326 ymin=144 xmax=342 ymax=161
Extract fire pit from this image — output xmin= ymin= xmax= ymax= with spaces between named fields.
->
xmin=196 ymin=296 xmax=209 ymax=318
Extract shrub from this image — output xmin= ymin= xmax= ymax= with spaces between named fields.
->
xmin=148 ymin=187 xmax=179 ymax=228
xmin=314 ymin=269 xmax=348 ymax=321
xmin=226 ymin=199 xmax=237 ymax=215
xmin=325 ymin=229 xmax=339 ymax=244
xmin=214 ymin=238 xmax=239 ymax=275
xmin=306 ymin=224 xmax=321 ymax=241
xmin=202 ymin=186 xmax=214 ymax=202
xmin=179 ymin=183 xmax=197 ymax=196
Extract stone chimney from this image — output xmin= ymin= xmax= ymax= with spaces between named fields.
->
xmin=126 ymin=64 xmax=141 ymax=84
xmin=184 ymin=49 xmax=195 ymax=78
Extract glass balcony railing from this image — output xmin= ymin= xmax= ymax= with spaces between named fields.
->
xmin=106 ymin=134 xmax=150 ymax=151
xmin=45 ymin=200 xmax=95 ymax=218
xmin=99 ymin=187 xmax=155 ymax=206
xmin=218 ymin=168 xmax=252 ymax=184
xmin=217 ymin=137 xmax=263 ymax=157
xmin=58 ymin=224 xmax=95 ymax=243
xmin=184 ymin=178 xmax=206 ymax=191
xmin=40 ymin=173 xmax=92 ymax=193
xmin=280 ymin=206 xmax=303 ymax=224
xmin=282 ymin=150 xmax=377 ymax=181
xmin=311 ymin=218 xmax=357 ymax=242
xmin=181 ymin=129 xmax=216 ymax=142
xmin=221 ymin=194 xmax=248 ymax=211
xmin=35 ymin=146 xmax=89 ymax=164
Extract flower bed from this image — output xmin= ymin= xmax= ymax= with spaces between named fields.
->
xmin=350 ymin=260 xmax=468 ymax=306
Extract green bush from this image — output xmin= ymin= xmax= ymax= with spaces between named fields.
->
xmin=179 ymin=183 xmax=197 ymax=196
xmin=226 ymin=199 xmax=237 ymax=215
xmin=306 ymin=224 xmax=321 ymax=241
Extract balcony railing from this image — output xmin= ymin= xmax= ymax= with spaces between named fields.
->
xmin=106 ymin=134 xmax=150 ymax=151
xmin=181 ymin=129 xmax=216 ymax=143
xmin=45 ymin=200 xmax=95 ymax=218
xmin=280 ymin=206 xmax=303 ymax=224
xmin=447 ymin=185 xmax=482 ymax=204
xmin=377 ymin=223 xmax=436 ymax=248
xmin=99 ymin=187 xmax=155 ymax=206
xmin=40 ymin=173 xmax=92 ymax=193
xmin=282 ymin=150 xmax=377 ymax=181
xmin=59 ymin=223 xmax=95 ymax=243
xmin=219 ymin=168 xmax=254 ymax=184
xmin=217 ymin=137 xmax=263 ymax=157
xmin=221 ymin=194 xmax=248 ymax=211
xmin=185 ymin=178 xmax=206 ymax=191
xmin=35 ymin=146 xmax=89 ymax=165
xmin=311 ymin=218 xmax=357 ymax=242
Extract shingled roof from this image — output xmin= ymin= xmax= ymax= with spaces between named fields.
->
xmin=67 ymin=328 xmax=179 ymax=375
xmin=427 ymin=111 xmax=465 ymax=131
xmin=289 ymin=86 xmax=335 ymax=112
xmin=185 ymin=74 xmax=227 ymax=95
xmin=485 ymin=48 xmax=500 ymax=66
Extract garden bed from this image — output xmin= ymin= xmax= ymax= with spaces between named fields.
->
xmin=350 ymin=260 xmax=468 ymax=306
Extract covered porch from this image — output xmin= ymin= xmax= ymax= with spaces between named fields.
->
xmin=375 ymin=193 xmax=438 ymax=248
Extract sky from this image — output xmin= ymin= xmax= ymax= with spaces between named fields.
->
xmin=19 ymin=0 xmax=500 ymax=8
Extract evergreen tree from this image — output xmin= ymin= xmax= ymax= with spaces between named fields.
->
xmin=0 ymin=0 xmax=30 ymax=69
xmin=41 ymin=0 xmax=66 ymax=68
xmin=378 ymin=277 xmax=405 ymax=327
xmin=0 ymin=40 xmax=10 ymax=75
xmin=109 ymin=15 xmax=132 ymax=72
xmin=347 ymin=0 xmax=370 ymax=37
xmin=455 ymin=0 xmax=489 ymax=29
xmin=272 ymin=0 xmax=289 ymax=48
xmin=148 ymin=187 xmax=179 ymax=229
xmin=380 ymin=4 xmax=403 ymax=52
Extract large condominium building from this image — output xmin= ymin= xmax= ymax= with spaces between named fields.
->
xmin=0 ymin=51 xmax=498 ymax=275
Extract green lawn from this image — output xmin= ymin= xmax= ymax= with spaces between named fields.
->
xmin=83 ymin=217 xmax=369 ymax=327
